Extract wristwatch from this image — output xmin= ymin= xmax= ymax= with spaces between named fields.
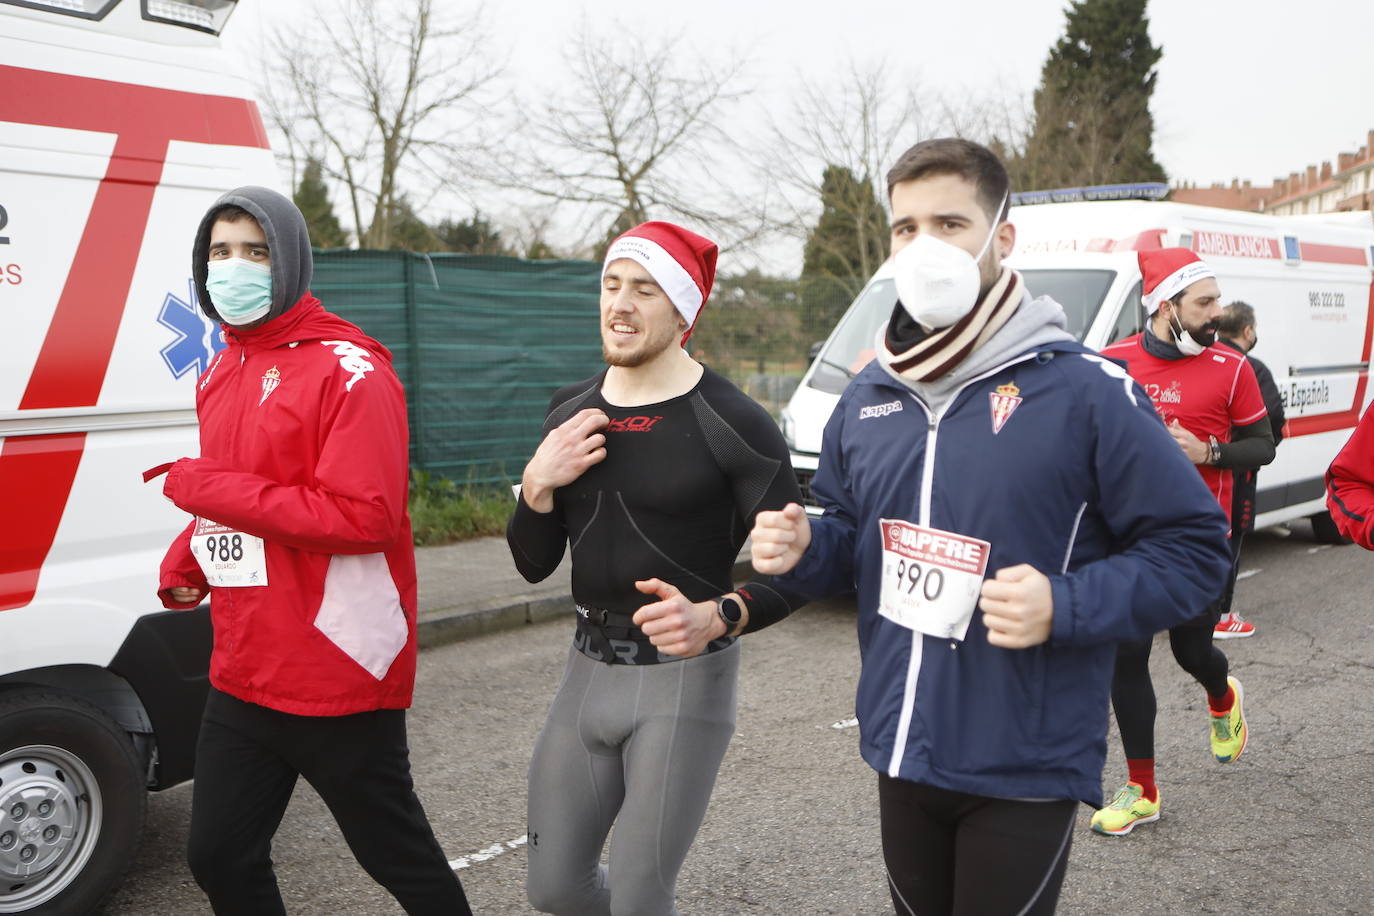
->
xmin=714 ymin=594 xmax=744 ymax=638
xmin=1208 ymin=434 xmax=1222 ymax=466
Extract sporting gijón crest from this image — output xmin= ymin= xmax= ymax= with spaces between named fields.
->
xmin=260 ymin=365 xmax=281 ymax=405
xmin=989 ymin=381 xmax=1022 ymax=434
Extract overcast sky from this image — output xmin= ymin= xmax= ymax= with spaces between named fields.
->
xmin=224 ymin=0 xmax=1374 ymax=189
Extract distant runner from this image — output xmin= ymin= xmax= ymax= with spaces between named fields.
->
xmin=1094 ymin=248 xmax=1274 ymax=836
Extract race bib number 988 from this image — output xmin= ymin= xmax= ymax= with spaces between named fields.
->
xmin=190 ymin=517 xmax=268 ymax=587
xmin=877 ymin=520 xmax=990 ymax=641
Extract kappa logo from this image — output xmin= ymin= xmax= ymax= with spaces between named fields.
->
xmin=321 ymin=340 xmax=374 ymax=391
xmin=259 ymin=365 xmax=281 ymax=405
xmin=859 ymin=399 xmax=904 ymax=420
xmin=989 ymin=381 xmax=1022 ymax=434
xmin=606 ymin=415 xmax=663 ymax=432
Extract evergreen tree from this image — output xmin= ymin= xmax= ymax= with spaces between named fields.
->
xmin=385 ymin=196 xmax=445 ymax=252
xmin=1014 ymin=0 xmax=1166 ymax=190
xmin=292 ymin=157 xmax=349 ymax=249
xmin=799 ymin=165 xmax=887 ymax=343
xmin=434 ymin=213 xmax=509 ymax=255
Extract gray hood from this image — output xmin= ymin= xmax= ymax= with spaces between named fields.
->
xmin=879 ymin=291 xmax=1075 ymax=412
xmin=192 ymin=185 xmax=313 ymax=324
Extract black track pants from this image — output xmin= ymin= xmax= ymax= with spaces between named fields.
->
xmin=187 ymin=688 xmax=471 ymax=916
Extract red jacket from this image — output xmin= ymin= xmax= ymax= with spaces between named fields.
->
xmin=1327 ymin=403 xmax=1374 ymax=550
xmin=157 ymin=295 xmax=418 ymax=715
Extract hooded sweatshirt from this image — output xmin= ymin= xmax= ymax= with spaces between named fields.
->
xmin=156 ymin=186 xmax=418 ymax=716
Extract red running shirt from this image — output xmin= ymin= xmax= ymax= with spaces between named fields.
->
xmin=1101 ymin=333 xmax=1267 ymax=525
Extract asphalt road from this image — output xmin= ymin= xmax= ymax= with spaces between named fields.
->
xmin=104 ymin=524 xmax=1374 ymax=914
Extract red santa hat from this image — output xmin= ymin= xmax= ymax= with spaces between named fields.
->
xmin=1138 ymin=247 xmax=1216 ymax=313
xmin=603 ymin=221 xmax=718 ymax=344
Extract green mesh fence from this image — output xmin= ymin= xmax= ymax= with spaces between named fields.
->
xmin=313 ymin=250 xmax=605 ymax=485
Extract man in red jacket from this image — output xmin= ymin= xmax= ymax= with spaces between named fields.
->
xmin=154 ymin=187 xmax=470 ymax=915
xmin=1327 ymin=403 xmax=1374 ymax=548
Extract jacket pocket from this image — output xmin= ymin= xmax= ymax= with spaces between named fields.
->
xmin=313 ymin=553 xmax=408 ymax=680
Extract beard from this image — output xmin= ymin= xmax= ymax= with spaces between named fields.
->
xmin=602 ymin=319 xmax=680 ymax=368
xmin=1180 ymin=317 xmax=1219 ymax=347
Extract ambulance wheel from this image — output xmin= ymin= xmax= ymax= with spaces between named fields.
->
xmin=1309 ymin=511 xmax=1352 ymax=545
xmin=0 ymin=690 xmax=146 ymax=915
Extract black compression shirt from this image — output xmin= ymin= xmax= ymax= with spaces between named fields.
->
xmin=507 ymin=366 xmax=808 ymax=664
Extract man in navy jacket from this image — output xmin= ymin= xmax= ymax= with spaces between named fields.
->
xmin=751 ymin=138 xmax=1231 ymax=915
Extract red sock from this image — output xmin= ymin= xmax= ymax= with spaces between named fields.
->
xmin=1127 ymin=758 xmax=1157 ymax=802
xmin=1208 ymin=685 xmax=1236 ymax=716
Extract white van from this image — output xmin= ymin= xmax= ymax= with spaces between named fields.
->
xmin=0 ymin=1 xmax=277 ymax=911
xmin=781 ymin=197 xmax=1374 ymax=541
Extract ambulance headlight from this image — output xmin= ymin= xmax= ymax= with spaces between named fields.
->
xmin=141 ymin=0 xmax=236 ymax=34
xmin=779 ymin=407 xmax=796 ymax=449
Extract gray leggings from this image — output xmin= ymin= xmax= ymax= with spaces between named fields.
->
xmin=526 ymin=641 xmax=739 ymax=916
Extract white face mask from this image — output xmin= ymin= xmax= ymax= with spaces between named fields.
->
xmin=1169 ymin=311 xmax=1207 ymax=356
xmin=893 ymin=194 xmax=1008 ymax=329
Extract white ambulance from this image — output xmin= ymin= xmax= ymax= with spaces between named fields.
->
xmin=782 ymin=192 xmax=1374 ymax=541
xmin=0 ymin=1 xmax=278 ymax=912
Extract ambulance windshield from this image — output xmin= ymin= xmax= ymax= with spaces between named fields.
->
xmin=804 ymin=268 xmax=1117 ymax=395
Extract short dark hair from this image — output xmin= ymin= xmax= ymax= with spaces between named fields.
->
xmin=1217 ymin=301 xmax=1256 ymax=338
xmin=212 ymin=204 xmax=258 ymax=225
xmin=886 ymin=138 xmax=1011 ymax=223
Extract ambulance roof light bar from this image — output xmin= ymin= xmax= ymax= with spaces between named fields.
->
xmin=1011 ymin=183 xmax=1169 ymax=207
xmin=141 ymin=0 xmax=235 ymax=34
xmin=0 ymin=0 xmax=118 ymax=19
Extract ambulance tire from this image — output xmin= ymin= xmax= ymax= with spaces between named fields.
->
xmin=0 ymin=690 xmax=146 ymax=916
xmin=1309 ymin=511 xmax=1353 ymax=545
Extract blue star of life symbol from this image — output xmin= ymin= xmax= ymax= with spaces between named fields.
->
xmin=158 ymin=279 xmax=226 ymax=379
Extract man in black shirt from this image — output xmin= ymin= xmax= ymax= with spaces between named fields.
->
xmin=507 ymin=221 xmax=806 ymax=915
xmin=1214 ymin=300 xmax=1287 ymax=638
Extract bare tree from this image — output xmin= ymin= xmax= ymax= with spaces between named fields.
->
xmin=749 ymin=63 xmax=928 ymax=298
xmin=498 ymin=24 xmax=748 ymax=252
xmin=260 ymin=0 xmax=501 ymax=249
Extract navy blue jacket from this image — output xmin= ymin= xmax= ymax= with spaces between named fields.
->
xmin=780 ymin=340 xmax=1231 ymax=805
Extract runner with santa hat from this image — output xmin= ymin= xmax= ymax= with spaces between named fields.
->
xmin=507 ymin=221 xmax=808 ymax=914
xmin=1093 ymin=247 xmax=1275 ymax=836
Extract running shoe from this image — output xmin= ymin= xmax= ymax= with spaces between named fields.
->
xmin=1090 ymin=783 xmax=1160 ymax=836
xmin=1214 ymin=611 xmax=1256 ymax=639
xmin=1210 ymin=676 xmax=1248 ymax=763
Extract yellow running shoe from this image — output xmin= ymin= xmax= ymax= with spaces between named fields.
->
xmin=1090 ymin=783 xmax=1160 ymax=836
xmin=1210 ymin=675 xmax=1248 ymax=763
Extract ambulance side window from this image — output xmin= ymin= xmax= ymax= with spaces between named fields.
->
xmin=1109 ymin=281 xmax=1144 ymax=344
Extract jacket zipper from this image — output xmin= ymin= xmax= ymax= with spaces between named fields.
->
xmin=886 ymin=350 xmax=1045 ymax=778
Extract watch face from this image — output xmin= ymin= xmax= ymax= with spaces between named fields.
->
xmin=719 ymin=596 xmax=744 ymax=624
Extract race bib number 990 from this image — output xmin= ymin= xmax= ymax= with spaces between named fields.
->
xmin=877 ymin=519 xmax=990 ymax=640
xmin=190 ymin=517 xmax=268 ymax=587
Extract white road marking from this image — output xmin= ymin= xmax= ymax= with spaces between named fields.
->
xmin=832 ymin=717 xmax=859 ymax=730
xmin=1236 ymin=568 xmax=1261 ymax=580
xmin=449 ymin=835 xmax=527 ymax=871
xmin=1307 ymin=545 xmax=1333 ymax=554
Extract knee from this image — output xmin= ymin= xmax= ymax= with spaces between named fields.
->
xmin=527 ymin=861 xmax=608 ymax=914
xmin=186 ymin=831 xmax=237 ymax=895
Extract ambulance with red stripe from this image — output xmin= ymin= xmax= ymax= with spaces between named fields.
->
xmin=782 ymin=186 xmax=1374 ymax=543
xmin=0 ymin=1 xmax=277 ymax=911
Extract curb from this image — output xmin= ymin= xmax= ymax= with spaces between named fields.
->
xmin=416 ymin=556 xmax=756 ymax=650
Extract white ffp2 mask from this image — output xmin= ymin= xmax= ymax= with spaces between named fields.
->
xmin=893 ymin=194 xmax=1008 ymax=330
